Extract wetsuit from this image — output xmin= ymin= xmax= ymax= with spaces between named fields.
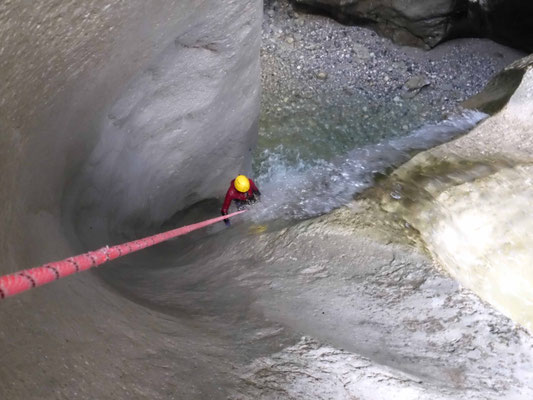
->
xmin=221 ymin=178 xmax=261 ymax=224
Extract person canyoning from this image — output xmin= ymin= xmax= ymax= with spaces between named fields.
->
xmin=221 ymin=174 xmax=261 ymax=226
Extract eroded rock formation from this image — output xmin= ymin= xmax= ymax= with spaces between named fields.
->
xmin=374 ymin=54 xmax=533 ymax=331
xmin=292 ymin=0 xmax=533 ymax=50
xmin=0 ymin=1 xmax=261 ymax=398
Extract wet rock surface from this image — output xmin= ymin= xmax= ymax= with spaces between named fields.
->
xmin=232 ymin=5 xmax=533 ymax=398
xmin=71 ymin=2 xmax=262 ymax=240
xmin=96 ymin=196 xmax=533 ymax=399
xmin=372 ymin=56 xmax=533 ymax=333
xmin=215 ymin=204 xmax=533 ymax=399
xmin=463 ymin=54 xmax=533 ymax=114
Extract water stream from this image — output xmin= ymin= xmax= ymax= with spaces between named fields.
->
xmin=93 ymin=102 xmax=533 ymax=400
xmin=86 ymin=60 xmax=533 ymax=398
xmin=251 ymin=110 xmax=487 ymax=221
xmin=99 ymin=109 xmax=487 ymax=316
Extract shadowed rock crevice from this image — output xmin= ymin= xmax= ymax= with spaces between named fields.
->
xmin=462 ymin=54 xmax=533 ymax=114
xmin=291 ymin=0 xmax=533 ymax=51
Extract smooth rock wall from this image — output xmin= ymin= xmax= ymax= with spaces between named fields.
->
xmin=0 ymin=0 xmax=261 ymax=265
xmin=71 ymin=2 xmax=261 ymax=242
xmin=0 ymin=1 xmax=261 ymax=398
xmin=0 ymin=1 xmax=206 ymax=271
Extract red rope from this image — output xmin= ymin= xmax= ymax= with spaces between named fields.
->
xmin=0 ymin=210 xmax=246 ymax=299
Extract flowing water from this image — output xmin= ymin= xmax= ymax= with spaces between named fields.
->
xmin=3 ymin=1 xmax=531 ymax=397
xmin=92 ymin=98 xmax=533 ymax=399
xmin=250 ymin=110 xmax=487 ymax=221
xmin=100 ymin=109 xmax=488 ymax=311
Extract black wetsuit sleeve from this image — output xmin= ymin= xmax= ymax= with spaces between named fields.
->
xmin=250 ymin=179 xmax=261 ymax=196
xmin=221 ymin=210 xmax=230 ymax=225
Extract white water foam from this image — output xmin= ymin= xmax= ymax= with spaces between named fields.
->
xmin=248 ymin=110 xmax=487 ymax=221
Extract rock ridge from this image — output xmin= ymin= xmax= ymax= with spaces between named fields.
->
xmin=291 ymin=0 xmax=533 ymax=50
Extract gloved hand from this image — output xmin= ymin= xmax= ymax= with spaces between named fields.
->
xmin=248 ymin=194 xmax=260 ymax=205
xmin=221 ymin=210 xmax=230 ymax=226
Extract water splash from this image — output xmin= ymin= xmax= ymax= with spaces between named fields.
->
xmin=249 ymin=110 xmax=487 ymax=221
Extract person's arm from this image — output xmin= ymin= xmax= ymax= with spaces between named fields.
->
xmin=249 ymin=179 xmax=261 ymax=196
xmin=221 ymin=188 xmax=233 ymax=226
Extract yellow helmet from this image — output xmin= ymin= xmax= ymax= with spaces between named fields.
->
xmin=234 ymin=175 xmax=250 ymax=193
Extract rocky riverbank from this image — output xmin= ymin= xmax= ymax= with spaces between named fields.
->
xmin=258 ymin=0 xmax=524 ymax=170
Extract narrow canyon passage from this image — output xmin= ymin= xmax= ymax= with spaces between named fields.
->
xmin=1 ymin=1 xmax=532 ymax=399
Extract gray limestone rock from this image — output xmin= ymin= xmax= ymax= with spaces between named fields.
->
xmin=316 ymin=70 xmax=329 ymax=80
xmin=405 ymin=75 xmax=431 ymax=91
xmin=375 ymin=54 xmax=533 ymax=333
xmin=0 ymin=1 xmax=262 ymax=398
xmin=352 ymin=43 xmax=371 ymax=60
xmin=462 ymin=54 xmax=533 ymax=114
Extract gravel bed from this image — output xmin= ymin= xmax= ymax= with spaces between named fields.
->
xmin=257 ymin=0 xmax=525 ymax=168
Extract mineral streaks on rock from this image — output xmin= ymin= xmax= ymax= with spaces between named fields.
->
xmin=378 ymin=62 xmax=533 ymax=332
xmin=292 ymin=0 xmax=533 ymax=50
xmin=227 ymin=206 xmax=533 ymax=399
xmin=235 ymin=338 xmax=460 ymax=400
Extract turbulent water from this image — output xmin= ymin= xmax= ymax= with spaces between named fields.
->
xmin=86 ymin=83 xmax=533 ymax=399
xmin=96 ymin=106 xmax=533 ymax=400
xmin=247 ymin=110 xmax=487 ymax=222
xmin=106 ymin=108 xmax=491 ymax=316
xmin=105 ymin=109 xmax=487 ymax=306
